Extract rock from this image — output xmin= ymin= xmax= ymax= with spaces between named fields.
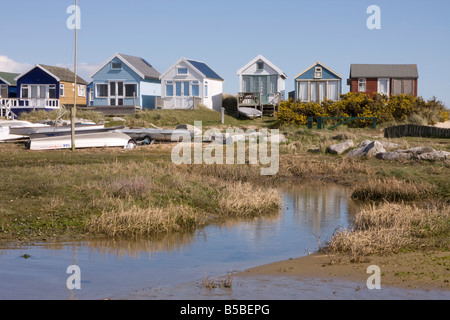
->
xmin=357 ymin=140 xmax=373 ymax=149
xmin=308 ymin=147 xmax=321 ymax=153
xmin=381 ymin=142 xmax=401 ymax=151
xmin=326 ymin=140 xmax=354 ymax=155
xmin=375 ymin=152 xmax=413 ymax=160
xmin=346 ymin=140 xmax=386 ymax=158
xmin=346 ymin=147 xmax=366 ymax=158
xmin=406 ymin=146 xmax=436 ymax=155
xmin=415 ymin=151 xmax=450 ymax=161
xmin=365 ymin=141 xmax=386 ymax=157
xmin=112 ymin=117 xmax=126 ymax=122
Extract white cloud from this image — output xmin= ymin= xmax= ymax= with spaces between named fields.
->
xmin=0 ymin=55 xmax=32 ymax=73
xmin=56 ymin=62 xmax=100 ymax=82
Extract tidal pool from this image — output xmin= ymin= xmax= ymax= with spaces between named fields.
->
xmin=1 ymin=184 xmax=446 ymax=300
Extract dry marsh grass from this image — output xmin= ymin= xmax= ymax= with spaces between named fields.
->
xmin=86 ymin=162 xmax=282 ymax=238
xmin=351 ymin=177 xmax=437 ymax=202
xmin=88 ymin=204 xmax=204 ymax=238
xmin=324 ymin=203 xmax=450 ymax=261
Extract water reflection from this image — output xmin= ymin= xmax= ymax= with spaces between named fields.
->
xmin=0 ymin=183 xmax=359 ymax=300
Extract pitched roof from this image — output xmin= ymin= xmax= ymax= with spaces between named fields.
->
xmin=350 ymin=64 xmax=419 ymax=78
xmin=159 ymin=57 xmax=224 ymax=81
xmin=118 ymin=53 xmax=161 ymax=80
xmin=187 ymin=59 xmax=223 ymax=81
xmin=0 ymin=71 xmax=20 ymax=86
xmin=90 ymin=53 xmax=161 ymax=80
xmin=39 ymin=65 xmax=89 ymax=85
xmin=237 ymin=55 xmax=287 ymax=79
xmin=295 ymin=61 xmax=342 ymax=79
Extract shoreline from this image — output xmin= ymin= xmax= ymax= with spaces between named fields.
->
xmin=236 ymin=251 xmax=450 ymax=292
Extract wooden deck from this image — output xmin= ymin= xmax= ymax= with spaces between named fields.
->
xmin=237 ymin=92 xmax=280 ymax=117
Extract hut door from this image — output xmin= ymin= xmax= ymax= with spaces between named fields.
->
xmin=109 ymin=81 xmax=124 ymax=106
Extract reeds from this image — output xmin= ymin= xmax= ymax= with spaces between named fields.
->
xmin=324 ymin=203 xmax=449 ymax=260
xmin=351 ymin=177 xmax=437 ymax=202
xmin=86 ymin=162 xmax=282 ymax=238
xmin=88 ymin=204 xmax=205 ymax=238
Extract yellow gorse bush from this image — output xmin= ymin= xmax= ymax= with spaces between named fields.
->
xmin=276 ymin=93 xmax=448 ymax=127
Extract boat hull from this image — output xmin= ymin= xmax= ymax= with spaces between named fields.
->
xmin=119 ymin=129 xmax=194 ymax=143
xmin=28 ymin=132 xmax=134 ymax=151
xmin=10 ymin=124 xmax=105 ymax=136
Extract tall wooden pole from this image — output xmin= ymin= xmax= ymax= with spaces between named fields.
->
xmin=71 ymin=0 xmax=78 ymax=151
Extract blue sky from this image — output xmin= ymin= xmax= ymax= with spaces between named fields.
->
xmin=1 ymin=0 xmax=449 ymax=107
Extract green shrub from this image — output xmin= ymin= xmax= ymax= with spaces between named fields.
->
xmin=275 ymin=93 xmax=448 ymax=127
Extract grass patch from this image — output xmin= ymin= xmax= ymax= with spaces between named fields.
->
xmin=351 ymin=177 xmax=438 ymax=202
xmin=324 ymin=203 xmax=450 ymax=261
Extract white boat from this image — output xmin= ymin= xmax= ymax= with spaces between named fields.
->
xmin=29 ymin=126 xmax=124 ymax=139
xmin=0 ymin=126 xmax=27 ymax=142
xmin=27 ymin=132 xmax=135 ymax=151
xmin=119 ymin=128 xmax=195 ymax=144
xmin=10 ymin=123 xmax=105 ymax=136
xmin=0 ymin=120 xmax=50 ymax=129
xmin=238 ymin=107 xmax=263 ymax=118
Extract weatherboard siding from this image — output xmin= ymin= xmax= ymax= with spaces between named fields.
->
xmin=17 ymin=67 xmax=59 ymax=99
xmin=91 ymin=56 xmax=162 ymax=108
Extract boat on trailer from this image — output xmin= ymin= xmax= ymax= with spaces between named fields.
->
xmin=27 ymin=131 xmax=135 ymax=151
xmin=238 ymin=107 xmax=263 ymax=118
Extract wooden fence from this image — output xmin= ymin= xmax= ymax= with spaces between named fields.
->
xmin=384 ymin=124 xmax=450 ymax=139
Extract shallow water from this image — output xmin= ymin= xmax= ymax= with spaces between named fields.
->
xmin=0 ymin=184 xmax=447 ymax=300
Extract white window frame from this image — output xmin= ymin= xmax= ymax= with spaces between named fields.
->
xmin=257 ymin=61 xmax=264 ymax=71
xmin=111 ymin=62 xmax=122 ymax=70
xmin=49 ymin=84 xmax=56 ymax=99
xmin=204 ymin=81 xmax=208 ymax=97
xmin=124 ymin=83 xmax=138 ymax=98
xmin=60 ymin=84 xmax=65 ymax=97
xmin=177 ymin=67 xmax=189 ymax=75
xmin=358 ymin=78 xmax=366 ymax=92
xmin=78 ymin=84 xmax=86 ymax=97
xmin=378 ymin=78 xmax=390 ymax=96
xmin=314 ymin=67 xmax=322 ymax=79
xmin=95 ymin=84 xmax=108 ymax=98
xmin=191 ymin=81 xmax=200 ymax=97
xmin=21 ymin=85 xmax=30 ymax=98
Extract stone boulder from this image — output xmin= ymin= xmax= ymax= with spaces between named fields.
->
xmin=375 ymin=152 xmax=413 ymax=161
xmin=326 ymin=140 xmax=354 ymax=155
xmin=346 ymin=140 xmax=386 ymax=158
xmin=416 ymin=151 xmax=450 ymax=161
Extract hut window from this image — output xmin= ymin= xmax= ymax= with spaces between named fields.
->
xmin=166 ymin=82 xmax=174 ymax=97
xmin=204 ymin=82 xmax=208 ymax=97
xmin=177 ymin=67 xmax=188 ymax=75
xmin=111 ymin=62 xmax=122 ymax=70
xmin=315 ymin=67 xmax=322 ymax=79
xmin=60 ymin=84 xmax=65 ymax=97
xmin=96 ymin=84 xmax=108 ymax=98
xmin=358 ymin=78 xmax=366 ymax=92
xmin=78 ymin=85 xmax=86 ymax=97
xmin=299 ymin=82 xmax=308 ymax=102
xmin=192 ymin=81 xmax=200 ymax=97
xmin=21 ymin=85 xmax=29 ymax=98
xmin=125 ymin=84 xmax=137 ymax=98
xmin=257 ymin=61 xmax=264 ymax=71
xmin=49 ymin=85 xmax=56 ymax=99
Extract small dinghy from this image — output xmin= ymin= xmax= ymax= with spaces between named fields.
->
xmin=238 ymin=107 xmax=263 ymax=118
xmin=27 ymin=132 xmax=135 ymax=151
